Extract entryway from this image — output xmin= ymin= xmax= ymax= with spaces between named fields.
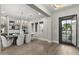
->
xmin=59 ymin=15 xmax=77 ymax=47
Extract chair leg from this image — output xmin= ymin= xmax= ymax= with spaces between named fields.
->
xmin=0 ymin=47 xmax=2 ymax=53
xmin=0 ymin=40 xmax=2 ymax=52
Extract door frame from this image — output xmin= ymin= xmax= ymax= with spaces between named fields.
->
xmin=59 ymin=14 xmax=77 ymax=47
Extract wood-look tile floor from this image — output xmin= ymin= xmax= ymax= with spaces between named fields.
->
xmin=0 ymin=39 xmax=79 ymax=55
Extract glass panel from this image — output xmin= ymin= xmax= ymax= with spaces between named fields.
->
xmin=62 ymin=20 xmax=67 ymax=42
xmin=62 ymin=31 xmax=67 ymax=42
xmin=66 ymin=31 xmax=72 ymax=43
xmin=62 ymin=20 xmax=67 ymax=31
xmin=66 ymin=20 xmax=72 ymax=43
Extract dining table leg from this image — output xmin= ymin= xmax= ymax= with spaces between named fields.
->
xmin=13 ymin=37 xmax=17 ymax=45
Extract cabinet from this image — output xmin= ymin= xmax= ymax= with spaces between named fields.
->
xmin=9 ymin=20 xmax=20 ymax=34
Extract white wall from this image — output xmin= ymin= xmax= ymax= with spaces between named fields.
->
xmin=51 ymin=5 xmax=79 ymax=47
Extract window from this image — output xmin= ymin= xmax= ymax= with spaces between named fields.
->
xmin=31 ymin=23 xmax=34 ymax=32
xmin=35 ymin=22 xmax=38 ymax=32
xmin=39 ymin=22 xmax=43 ymax=32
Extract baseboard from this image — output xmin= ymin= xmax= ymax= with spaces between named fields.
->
xmin=77 ymin=45 xmax=79 ymax=48
xmin=52 ymin=40 xmax=59 ymax=44
xmin=48 ymin=40 xmax=52 ymax=43
xmin=32 ymin=37 xmax=52 ymax=43
xmin=38 ymin=38 xmax=51 ymax=43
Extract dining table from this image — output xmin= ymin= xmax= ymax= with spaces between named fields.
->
xmin=6 ymin=35 xmax=18 ymax=45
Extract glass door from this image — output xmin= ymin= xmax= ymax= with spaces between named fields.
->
xmin=59 ymin=15 xmax=77 ymax=46
xmin=62 ymin=20 xmax=72 ymax=44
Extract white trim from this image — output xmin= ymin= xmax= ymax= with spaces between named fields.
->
xmin=32 ymin=37 xmax=52 ymax=43
xmin=77 ymin=43 xmax=79 ymax=48
xmin=52 ymin=40 xmax=59 ymax=44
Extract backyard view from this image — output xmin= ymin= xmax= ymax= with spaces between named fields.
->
xmin=62 ymin=20 xmax=72 ymax=43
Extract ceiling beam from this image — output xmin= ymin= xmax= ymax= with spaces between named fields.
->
xmin=27 ymin=4 xmax=50 ymax=17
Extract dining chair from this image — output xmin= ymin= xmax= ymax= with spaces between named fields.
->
xmin=0 ymin=35 xmax=13 ymax=48
xmin=16 ymin=31 xmax=24 ymax=46
xmin=25 ymin=34 xmax=31 ymax=43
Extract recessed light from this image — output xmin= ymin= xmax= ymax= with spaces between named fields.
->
xmin=38 ymin=13 xmax=41 ymax=15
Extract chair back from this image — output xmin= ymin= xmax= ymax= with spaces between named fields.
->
xmin=1 ymin=36 xmax=8 ymax=48
xmin=17 ymin=31 xmax=24 ymax=46
xmin=0 ymin=35 xmax=13 ymax=48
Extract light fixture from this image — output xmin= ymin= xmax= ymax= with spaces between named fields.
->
xmin=50 ymin=4 xmax=70 ymax=9
xmin=54 ymin=4 xmax=65 ymax=8
xmin=38 ymin=13 xmax=41 ymax=15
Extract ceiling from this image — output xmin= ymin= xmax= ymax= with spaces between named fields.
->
xmin=29 ymin=4 xmax=71 ymax=16
xmin=0 ymin=4 xmax=72 ymax=21
xmin=0 ymin=4 xmax=46 ymax=21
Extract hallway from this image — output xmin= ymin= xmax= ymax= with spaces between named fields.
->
xmin=0 ymin=39 xmax=79 ymax=55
